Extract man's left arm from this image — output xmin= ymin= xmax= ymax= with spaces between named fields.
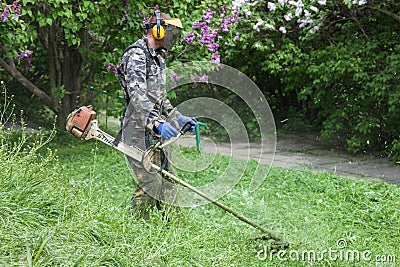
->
xmin=162 ymin=99 xmax=197 ymax=131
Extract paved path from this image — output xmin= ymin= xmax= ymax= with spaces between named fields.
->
xmin=274 ymin=134 xmax=399 ymax=185
xmin=178 ymin=133 xmax=400 ymax=186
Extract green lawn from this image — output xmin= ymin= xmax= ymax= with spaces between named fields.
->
xmin=1 ymin=129 xmax=399 ymax=266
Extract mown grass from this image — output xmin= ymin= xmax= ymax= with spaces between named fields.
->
xmin=1 ymin=126 xmax=399 ymax=266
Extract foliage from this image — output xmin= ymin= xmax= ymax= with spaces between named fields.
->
xmin=185 ymin=0 xmax=400 ymax=161
xmin=0 ymin=0 xmax=145 ymax=125
xmin=1 ymin=0 xmax=399 ymax=162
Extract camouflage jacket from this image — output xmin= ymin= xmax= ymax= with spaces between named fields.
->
xmin=117 ymin=36 xmax=181 ymax=133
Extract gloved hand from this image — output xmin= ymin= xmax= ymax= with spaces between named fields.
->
xmin=178 ymin=116 xmax=197 ymax=133
xmin=156 ymin=122 xmax=179 ymax=139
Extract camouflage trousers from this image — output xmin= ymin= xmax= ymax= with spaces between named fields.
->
xmin=126 ymin=130 xmax=179 ymax=219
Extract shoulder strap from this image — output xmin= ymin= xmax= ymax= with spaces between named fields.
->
xmin=123 ymin=43 xmax=154 ymax=74
xmin=114 ymin=44 xmax=153 ymax=147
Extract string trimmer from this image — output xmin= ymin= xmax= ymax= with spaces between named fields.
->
xmin=66 ymin=106 xmax=287 ymax=244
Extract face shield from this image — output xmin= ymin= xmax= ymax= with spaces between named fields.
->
xmin=163 ymin=18 xmax=182 ymax=51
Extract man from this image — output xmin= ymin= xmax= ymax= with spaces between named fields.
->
xmin=117 ymin=10 xmax=196 ymax=218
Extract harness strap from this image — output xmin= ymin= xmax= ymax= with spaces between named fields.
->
xmin=113 ymin=44 xmax=154 ymax=146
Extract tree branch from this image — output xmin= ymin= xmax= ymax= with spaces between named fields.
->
xmin=368 ymin=6 xmax=400 ymax=23
xmin=0 ymin=56 xmax=59 ymax=112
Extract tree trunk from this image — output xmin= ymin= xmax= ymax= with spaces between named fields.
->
xmin=57 ymin=45 xmax=83 ymax=127
xmin=45 ymin=21 xmax=83 ymax=127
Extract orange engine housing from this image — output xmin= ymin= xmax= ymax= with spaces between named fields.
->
xmin=66 ymin=106 xmax=97 ymax=138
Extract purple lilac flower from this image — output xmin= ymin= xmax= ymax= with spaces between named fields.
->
xmin=1 ymin=5 xmax=11 ymax=22
xmin=184 ymin=30 xmax=195 ymax=45
xmin=142 ymin=14 xmax=149 ymax=24
xmin=210 ymin=51 xmax=220 ymax=64
xmin=137 ymin=9 xmax=143 ymax=16
xmin=200 ymin=75 xmax=208 ymax=82
xmin=200 ymin=28 xmax=218 ymax=45
xmin=199 ymin=22 xmax=209 ymax=35
xmin=279 ymin=26 xmax=287 ymax=34
xmin=207 ymin=43 xmax=219 ymax=53
xmin=220 ymin=10 xmax=240 ymax=33
xmin=230 ymin=14 xmax=241 ymax=23
xmin=220 ymin=17 xmax=231 ymax=32
xmin=192 ymin=20 xmax=200 ymax=28
xmin=154 ymin=5 xmax=159 ymax=11
xmin=220 ymin=5 xmax=228 ymax=15
xmin=105 ymin=64 xmax=117 ymax=74
xmin=234 ymin=32 xmax=240 ymax=41
xmin=15 ymin=51 xmax=33 ymax=60
xmin=12 ymin=1 xmax=21 ymax=16
xmin=0 ymin=14 xmax=8 ymax=22
xmin=170 ymin=74 xmax=181 ymax=81
xmin=122 ymin=0 xmax=128 ymax=8
xmin=14 ymin=50 xmax=33 ymax=71
xmin=202 ymin=8 xmax=215 ymax=23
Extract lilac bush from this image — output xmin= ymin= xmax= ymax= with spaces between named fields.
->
xmin=182 ymin=4 xmax=241 ymax=65
xmin=0 ymin=1 xmax=21 ymax=22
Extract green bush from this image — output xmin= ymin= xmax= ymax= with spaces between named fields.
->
xmin=390 ymin=139 xmax=400 ymax=164
xmin=209 ymin=1 xmax=400 ymax=162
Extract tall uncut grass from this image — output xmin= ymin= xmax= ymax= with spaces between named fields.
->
xmin=1 ymin=85 xmax=399 ymax=266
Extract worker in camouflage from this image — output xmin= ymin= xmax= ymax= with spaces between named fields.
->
xmin=117 ymin=10 xmax=196 ymax=219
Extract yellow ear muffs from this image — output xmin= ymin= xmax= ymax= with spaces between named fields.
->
xmin=152 ymin=24 xmax=165 ymax=40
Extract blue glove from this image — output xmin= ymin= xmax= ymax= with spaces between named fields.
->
xmin=156 ymin=122 xmax=179 ymax=139
xmin=178 ymin=116 xmax=197 ymax=132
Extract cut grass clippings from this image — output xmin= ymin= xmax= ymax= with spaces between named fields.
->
xmin=0 ymin=131 xmax=399 ymax=266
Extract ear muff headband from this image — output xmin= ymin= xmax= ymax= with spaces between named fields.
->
xmin=152 ymin=10 xmax=165 ymax=40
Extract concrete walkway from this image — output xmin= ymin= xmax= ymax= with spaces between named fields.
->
xmin=274 ymin=133 xmax=399 ymax=185
xmin=179 ymin=133 xmax=400 ymax=186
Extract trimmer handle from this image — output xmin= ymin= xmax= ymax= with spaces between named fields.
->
xmin=180 ymin=118 xmax=197 ymax=135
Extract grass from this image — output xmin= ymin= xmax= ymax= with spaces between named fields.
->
xmin=0 ymin=126 xmax=399 ymax=266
